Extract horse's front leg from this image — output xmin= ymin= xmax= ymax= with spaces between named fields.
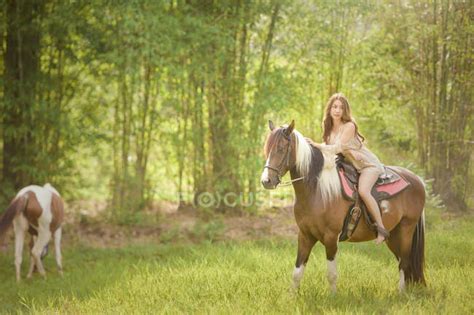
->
xmin=324 ymin=234 xmax=339 ymax=293
xmin=54 ymin=227 xmax=63 ymax=276
xmin=31 ymin=227 xmax=51 ymax=279
xmin=292 ymin=231 xmax=317 ymax=290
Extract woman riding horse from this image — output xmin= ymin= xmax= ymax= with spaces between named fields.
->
xmin=321 ymin=93 xmax=389 ymax=244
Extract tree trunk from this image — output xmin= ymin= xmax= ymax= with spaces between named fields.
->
xmin=3 ymin=0 xmax=44 ymax=193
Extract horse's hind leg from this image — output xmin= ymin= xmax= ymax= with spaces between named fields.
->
xmin=397 ymin=221 xmax=417 ymax=291
xmin=385 ymin=225 xmax=405 ymax=291
xmin=292 ymin=231 xmax=317 ymax=290
xmin=27 ymin=236 xmax=36 ymax=278
xmin=13 ymin=216 xmax=28 ymax=282
xmin=31 ymin=227 xmax=51 ymax=278
xmin=54 ymin=227 xmax=63 ymax=275
xmin=14 ymin=229 xmax=25 ymax=282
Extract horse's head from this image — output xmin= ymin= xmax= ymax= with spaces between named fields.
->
xmin=261 ymin=120 xmax=296 ymax=189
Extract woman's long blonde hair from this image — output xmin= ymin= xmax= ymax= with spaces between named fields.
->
xmin=322 ymin=93 xmax=365 ymax=144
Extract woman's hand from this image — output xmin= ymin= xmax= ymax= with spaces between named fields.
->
xmin=305 ymin=137 xmax=323 ymax=149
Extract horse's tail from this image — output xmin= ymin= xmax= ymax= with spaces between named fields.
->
xmin=0 ymin=194 xmax=28 ymax=237
xmin=407 ymin=210 xmax=426 ymax=285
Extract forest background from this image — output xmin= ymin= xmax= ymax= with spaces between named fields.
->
xmin=0 ymin=0 xmax=472 ymax=220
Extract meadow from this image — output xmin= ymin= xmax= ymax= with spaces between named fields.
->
xmin=0 ymin=209 xmax=472 ymax=314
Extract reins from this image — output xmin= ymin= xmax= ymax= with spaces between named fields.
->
xmin=279 ymin=176 xmax=305 ymax=187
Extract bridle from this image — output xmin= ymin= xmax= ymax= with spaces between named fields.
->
xmin=263 ymin=132 xmax=304 ymax=187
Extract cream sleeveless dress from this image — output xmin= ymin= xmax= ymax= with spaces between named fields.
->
xmin=328 ymin=125 xmax=384 ymax=175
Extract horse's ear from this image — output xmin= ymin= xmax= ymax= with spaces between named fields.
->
xmin=285 ymin=120 xmax=295 ymax=135
xmin=268 ymin=120 xmax=275 ymax=131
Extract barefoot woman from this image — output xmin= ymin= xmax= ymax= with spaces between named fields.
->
xmin=322 ymin=93 xmax=389 ymax=244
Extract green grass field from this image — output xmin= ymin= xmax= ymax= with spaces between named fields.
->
xmin=0 ymin=213 xmax=472 ymax=314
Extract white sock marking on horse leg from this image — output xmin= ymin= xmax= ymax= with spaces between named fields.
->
xmin=13 ymin=227 xmax=25 ymax=282
xmin=13 ymin=216 xmax=28 ymax=282
xmin=292 ymin=265 xmax=305 ymax=290
xmin=327 ymin=259 xmax=337 ymax=293
xmin=27 ymin=253 xmax=36 ymax=278
xmin=399 ymin=269 xmax=406 ymax=292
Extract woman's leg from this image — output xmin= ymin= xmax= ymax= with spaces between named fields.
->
xmin=359 ymin=167 xmax=387 ymax=244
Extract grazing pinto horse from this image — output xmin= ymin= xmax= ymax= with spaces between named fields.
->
xmin=261 ymin=121 xmax=425 ymax=292
xmin=0 ymin=184 xmax=64 ymax=281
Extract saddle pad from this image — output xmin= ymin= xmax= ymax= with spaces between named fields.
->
xmin=338 ymin=167 xmax=411 ymax=201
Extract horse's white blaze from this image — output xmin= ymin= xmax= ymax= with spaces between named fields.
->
xmin=294 ymin=130 xmax=341 ymax=206
xmin=327 ymin=259 xmax=337 ymax=293
xmin=399 ymin=269 xmax=405 ymax=292
xmin=381 ymin=200 xmax=390 ymax=213
xmin=292 ymin=265 xmax=305 ymax=289
xmin=261 ymin=156 xmax=271 ymax=183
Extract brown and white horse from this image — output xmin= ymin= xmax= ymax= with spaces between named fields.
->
xmin=261 ymin=121 xmax=425 ymax=292
xmin=0 ymin=184 xmax=64 ymax=281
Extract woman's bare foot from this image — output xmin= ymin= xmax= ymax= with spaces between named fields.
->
xmin=375 ymin=226 xmax=390 ymax=244
xmin=375 ymin=234 xmax=386 ymax=245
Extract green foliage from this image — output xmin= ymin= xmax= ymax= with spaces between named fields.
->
xmin=0 ymin=0 xmax=471 ymax=213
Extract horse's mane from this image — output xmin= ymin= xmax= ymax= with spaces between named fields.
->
xmin=293 ymin=130 xmax=341 ymax=206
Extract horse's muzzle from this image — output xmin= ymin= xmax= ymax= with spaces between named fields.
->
xmin=261 ymin=177 xmax=280 ymax=189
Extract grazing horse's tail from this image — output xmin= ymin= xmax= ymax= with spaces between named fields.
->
xmin=0 ymin=194 xmax=28 ymax=237
xmin=407 ymin=210 xmax=426 ymax=285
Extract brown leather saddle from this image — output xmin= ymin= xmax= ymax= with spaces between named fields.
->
xmin=336 ymin=154 xmax=411 ymax=241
